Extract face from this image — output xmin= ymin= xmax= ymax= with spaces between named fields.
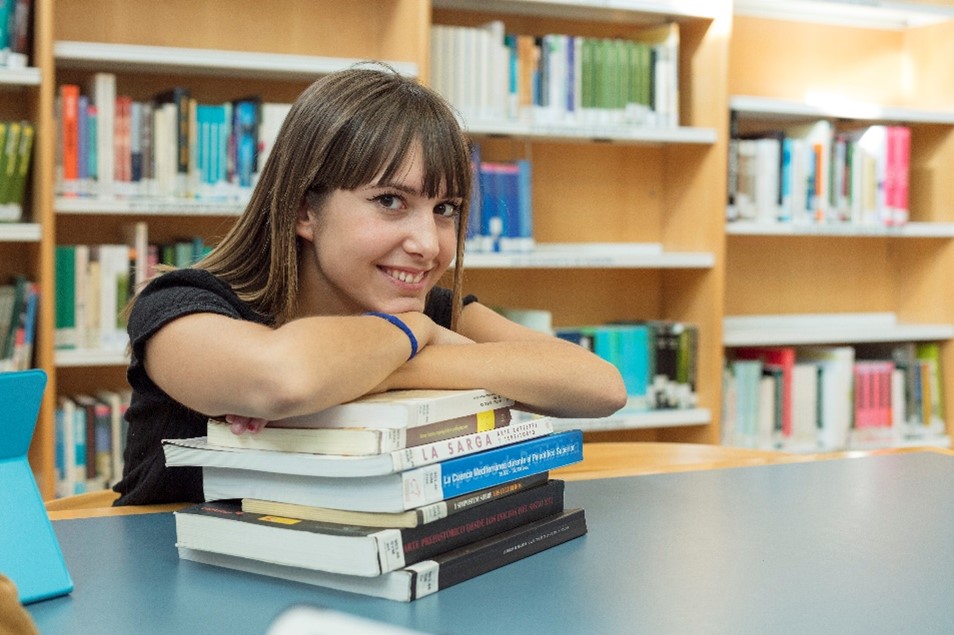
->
xmin=295 ymin=147 xmax=462 ymax=317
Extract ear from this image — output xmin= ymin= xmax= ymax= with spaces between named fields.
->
xmin=295 ymin=202 xmax=316 ymax=241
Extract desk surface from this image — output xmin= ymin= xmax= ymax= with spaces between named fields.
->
xmin=30 ymin=451 xmax=954 ymax=634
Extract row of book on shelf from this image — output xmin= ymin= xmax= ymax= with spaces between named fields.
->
xmin=430 ymin=20 xmax=679 ymax=128
xmin=722 ymin=342 xmax=946 ymax=452
xmin=55 ymin=389 xmax=131 ymax=497
xmin=0 ymin=274 xmax=37 ymax=372
xmin=467 ymin=143 xmax=533 ymax=253
xmin=0 ymin=119 xmax=36 ymax=222
xmin=55 ymin=75 xmax=292 ymax=201
xmin=555 ymin=319 xmax=697 ymax=412
xmin=728 ymin=117 xmax=911 ymax=228
xmin=53 ymin=222 xmax=210 ymax=352
xmin=153 ymin=387 xmax=586 ymax=601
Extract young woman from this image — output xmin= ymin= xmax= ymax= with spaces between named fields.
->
xmin=114 ymin=66 xmax=627 ymax=505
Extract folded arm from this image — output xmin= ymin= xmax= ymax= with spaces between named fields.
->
xmin=378 ymin=303 xmax=628 ymax=419
xmin=145 ymin=302 xmax=626 ymax=425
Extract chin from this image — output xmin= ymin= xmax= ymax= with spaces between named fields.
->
xmin=371 ymin=298 xmax=426 ymax=315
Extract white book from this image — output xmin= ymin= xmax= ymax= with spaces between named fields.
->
xmin=269 ymin=388 xmax=515 ymax=430
xmin=798 ymin=346 xmax=855 ymax=451
xmin=195 ymin=430 xmax=582 ymax=513
xmin=257 ymin=102 xmax=292 ymax=175
xmin=789 ymin=362 xmax=819 ymax=451
xmin=165 ymin=418 xmax=553 ymax=478
xmin=87 ymin=72 xmax=115 ymax=196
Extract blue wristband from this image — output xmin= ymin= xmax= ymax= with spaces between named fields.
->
xmin=364 ymin=312 xmax=419 ymax=360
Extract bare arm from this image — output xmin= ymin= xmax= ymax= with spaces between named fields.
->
xmin=144 ymin=311 xmax=454 ymax=420
xmin=378 ymin=303 xmax=628 ymax=418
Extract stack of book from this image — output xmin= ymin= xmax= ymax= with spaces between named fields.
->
xmin=162 ymin=388 xmax=587 ymax=601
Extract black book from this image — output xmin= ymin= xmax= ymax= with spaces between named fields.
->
xmin=175 ymin=480 xmax=566 ymax=577
xmin=179 ymin=508 xmax=587 ymax=602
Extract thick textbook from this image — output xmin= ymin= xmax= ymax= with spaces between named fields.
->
xmin=199 ymin=429 xmax=584 ymax=513
xmin=269 ymin=388 xmax=514 ymax=430
xmin=165 ymin=418 xmax=554 ymax=478
xmin=241 ymin=471 xmax=550 ymax=528
xmin=175 ymin=480 xmax=565 ymax=577
xmin=207 ymin=406 xmax=513 ymax=455
xmin=178 ymin=508 xmax=586 ymax=602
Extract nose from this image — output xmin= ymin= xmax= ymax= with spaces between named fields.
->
xmin=403 ymin=208 xmax=442 ymax=261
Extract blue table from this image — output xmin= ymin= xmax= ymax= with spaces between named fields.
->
xmin=30 ymin=452 xmax=954 ymax=634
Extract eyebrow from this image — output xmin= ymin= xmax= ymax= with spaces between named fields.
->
xmin=371 ymin=181 xmax=423 ymax=197
xmin=369 ymin=180 xmax=462 ymax=201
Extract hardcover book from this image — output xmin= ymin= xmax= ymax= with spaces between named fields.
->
xmin=197 ymin=429 xmax=583 ymax=513
xmin=178 ymin=508 xmax=587 ymax=602
xmin=165 ymin=418 xmax=554 ymax=478
xmin=174 ymin=480 xmax=565 ymax=577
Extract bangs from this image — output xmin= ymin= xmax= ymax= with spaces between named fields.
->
xmin=314 ymin=81 xmax=471 ymax=202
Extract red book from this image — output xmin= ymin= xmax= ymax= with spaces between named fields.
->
xmin=59 ymin=84 xmax=81 ymax=189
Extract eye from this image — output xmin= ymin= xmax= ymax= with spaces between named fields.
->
xmin=372 ymin=193 xmax=406 ymax=210
xmin=435 ymin=201 xmax=461 ymax=218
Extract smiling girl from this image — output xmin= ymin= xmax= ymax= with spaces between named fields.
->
xmin=113 ymin=65 xmax=627 ymax=505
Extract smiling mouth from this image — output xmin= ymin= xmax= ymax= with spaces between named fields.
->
xmin=382 ymin=267 xmax=427 ymax=285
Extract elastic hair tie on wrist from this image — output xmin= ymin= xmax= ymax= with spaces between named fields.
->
xmin=364 ymin=311 xmax=419 ymax=360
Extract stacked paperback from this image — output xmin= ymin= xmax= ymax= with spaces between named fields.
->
xmin=162 ymin=388 xmax=587 ymax=601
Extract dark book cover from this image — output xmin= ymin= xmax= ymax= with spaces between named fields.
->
xmin=406 ymin=508 xmax=587 ymax=599
xmin=178 ymin=480 xmax=565 ymax=575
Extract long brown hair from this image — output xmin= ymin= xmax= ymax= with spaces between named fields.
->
xmin=196 ymin=64 xmax=472 ymax=327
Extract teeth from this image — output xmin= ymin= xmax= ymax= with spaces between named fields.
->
xmin=386 ymin=268 xmax=425 ymax=284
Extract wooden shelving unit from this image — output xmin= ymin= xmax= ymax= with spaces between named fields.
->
xmin=725 ymin=11 xmax=954 ymax=447
xmin=13 ymin=0 xmax=733 ymax=497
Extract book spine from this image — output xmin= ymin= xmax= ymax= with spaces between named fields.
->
xmin=403 ymin=430 xmax=583 ymax=509
xmin=407 ymin=508 xmax=587 ymax=600
xmin=414 ymin=390 xmax=515 ymax=426
xmin=402 ymin=406 xmax=511 ymax=449
xmin=390 ymin=418 xmax=552 ymax=472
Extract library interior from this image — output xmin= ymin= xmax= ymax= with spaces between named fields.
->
xmin=4 ymin=1 xmax=954 ymax=633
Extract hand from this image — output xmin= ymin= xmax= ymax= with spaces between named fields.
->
xmin=224 ymin=414 xmax=269 ymax=435
xmin=0 ymin=574 xmax=38 ymax=635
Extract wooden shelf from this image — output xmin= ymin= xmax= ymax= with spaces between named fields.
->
xmin=464 ymin=243 xmax=714 ymax=269
xmin=724 ymin=313 xmax=954 ymax=347
xmin=55 ymin=348 xmax=128 ymax=368
xmin=464 ymin=118 xmax=717 ymax=145
xmin=730 ymin=95 xmax=954 ymax=125
xmin=0 ymin=66 xmax=41 ymax=87
xmin=55 ymin=197 xmax=245 ymax=216
xmin=0 ymin=222 xmax=41 ymax=241
xmin=726 ymin=221 xmax=954 ymax=238
xmin=433 ymin=0 xmax=721 ymax=24
xmin=550 ymin=407 xmax=711 ymax=433
xmin=54 ymin=41 xmax=417 ymax=81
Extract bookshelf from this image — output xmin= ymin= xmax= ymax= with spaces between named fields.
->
xmin=725 ymin=11 xmax=954 ymax=450
xmin=431 ymin=1 xmax=730 ymax=445
xmin=14 ymin=0 xmax=734 ymax=498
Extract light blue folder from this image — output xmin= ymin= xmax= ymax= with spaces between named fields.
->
xmin=0 ymin=369 xmax=73 ymax=604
